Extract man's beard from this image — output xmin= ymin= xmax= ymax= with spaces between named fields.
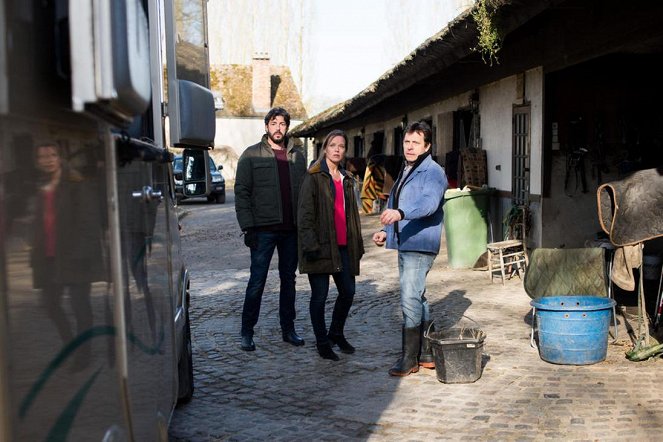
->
xmin=267 ymin=131 xmax=285 ymax=145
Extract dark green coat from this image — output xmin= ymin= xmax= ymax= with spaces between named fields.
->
xmin=297 ymin=161 xmax=364 ymax=275
xmin=234 ymin=135 xmax=307 ymax=231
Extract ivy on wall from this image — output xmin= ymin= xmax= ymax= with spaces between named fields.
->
xmin=472 ymin=0 xmax=503 ymax=66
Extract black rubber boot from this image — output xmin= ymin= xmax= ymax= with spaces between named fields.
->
xmin=328 ymin=334 xmax=355 ymax=354
xmin=419 ymin=320 xmax=435 ymax=369
xmin=388 ymin=327 xmax=420 ymax=377
xmin=329 ymin=305 xmax=355 ymax=354
xmin=316 ymin=342 xmax=340 ymax=361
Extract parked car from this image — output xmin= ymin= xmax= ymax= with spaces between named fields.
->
xmin=173 ymin=152 xmax=226 ymax=203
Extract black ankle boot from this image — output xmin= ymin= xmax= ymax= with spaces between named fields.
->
xmin=389 ymin=327 xmax=420 ymax=376
xmin=419 ymin=321 xmax=435 ymax=369
xmin=316 ymin=342 xmax=340 ymax=361
xmin=328 ymin=334 xmax=355 ymax=354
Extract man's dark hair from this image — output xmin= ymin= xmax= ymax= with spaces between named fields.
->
xmin=405 ymin=120 xmax=432 ymax=145
xmin=264 ymin=107 xmax=291 ymax=128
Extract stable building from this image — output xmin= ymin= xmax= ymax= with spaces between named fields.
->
xmin=290 ymin=0 xmax=663 ymax=250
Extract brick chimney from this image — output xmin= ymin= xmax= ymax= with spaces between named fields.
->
xmin=252 ymin=52 xmax=271 ymax=113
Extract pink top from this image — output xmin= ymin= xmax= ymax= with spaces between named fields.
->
xmin=333 ymin=178 xmax=347 ymax=246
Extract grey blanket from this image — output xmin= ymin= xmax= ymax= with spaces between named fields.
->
xmin=597 ymin=167 xmax=663 ymax=246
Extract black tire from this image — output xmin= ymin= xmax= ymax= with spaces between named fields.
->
xmin=207 ymin=195 xmax=215 ymax=203
xmin=215 ymin=191 xmax=226 ymax=204
xmin=177 ymin=308 xmax=194 ymax=405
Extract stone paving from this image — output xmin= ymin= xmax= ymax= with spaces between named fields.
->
xmin=169 ymin=210 xmax=663 ymax=441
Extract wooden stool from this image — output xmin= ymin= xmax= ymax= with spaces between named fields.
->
xmin=487 ymin=206 xmax=528 ymax=284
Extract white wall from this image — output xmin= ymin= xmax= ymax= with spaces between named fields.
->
xmin=527 ymin=67 xmax=544 ymax=196
xmin=480 ymin=68 xmax=544 ymax=193
xmin=214 ymin=117 xmax=304 ymax=182
xmin=412 ymin=94 xmax=470 ymax=159
xmin=478 ymin=68 xmax=544 ymax=246
xmin=481 ymin=77 xmax=517 ymax=191
xmin=214 ymin=118 xmax=304 ymax=157
xmin=214 ymin=118 xmax=264 ymax=157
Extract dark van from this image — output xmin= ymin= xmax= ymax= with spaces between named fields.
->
xmin=0 ymin=0 xmax=215 ymax=439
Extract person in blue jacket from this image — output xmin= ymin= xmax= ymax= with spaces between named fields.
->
xmin=372 ymin=120 xmax=448 ymax=377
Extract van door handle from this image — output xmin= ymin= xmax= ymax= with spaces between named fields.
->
xmin=132 ymin=186 xmax=163 ymax=203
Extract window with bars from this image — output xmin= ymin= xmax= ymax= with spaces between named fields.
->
xmin=512 ymin=105 xmax=531 ymax=206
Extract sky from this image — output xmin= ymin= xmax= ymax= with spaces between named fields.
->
xmin=303 ymin=0 xmax=474 ymax=114
xmin=207 ymin=0 xmax=473 ymax=116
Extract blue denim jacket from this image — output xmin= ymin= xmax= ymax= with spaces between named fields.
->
xmin=385 ymin=154 xmax=448 ymax=254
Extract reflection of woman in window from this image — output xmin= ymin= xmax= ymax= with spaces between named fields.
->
xmin=31 ymin=142 xmax=107 ymax=367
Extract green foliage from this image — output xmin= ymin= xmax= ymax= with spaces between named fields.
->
xmin=472 ymin=0 xmax=503 ymax=66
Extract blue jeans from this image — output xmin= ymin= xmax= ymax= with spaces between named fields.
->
xmin=398 ymin=251 xmax=436 ymax=328
xmin=308 ymin=247 xmax=355 ymax=345
xmin=241 ymin=230 xmax=298 ymax=337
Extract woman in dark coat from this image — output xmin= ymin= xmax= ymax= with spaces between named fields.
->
xmin=31 ymin=142 xmax=107 ymax=351
xmin=298 ymin=130 xmax=364 ymax=360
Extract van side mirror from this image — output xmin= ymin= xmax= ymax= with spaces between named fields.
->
xmin=217 ymin=165 xmax=223 ymax=171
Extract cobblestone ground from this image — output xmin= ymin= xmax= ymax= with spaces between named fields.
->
xmin=169 ymin=193 xmax=663 ymax=441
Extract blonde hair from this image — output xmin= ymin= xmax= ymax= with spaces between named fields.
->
xmin=314 ymin=129 xmax=348 ymax=167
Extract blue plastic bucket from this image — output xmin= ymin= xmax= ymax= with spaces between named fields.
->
xmin=530 ymin=296 xmax=616 ymax=365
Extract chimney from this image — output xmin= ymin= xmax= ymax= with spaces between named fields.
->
xmin=252 ymin=52 xmax=271 ymax=113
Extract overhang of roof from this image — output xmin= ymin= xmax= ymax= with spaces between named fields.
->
xmin=290 ymin=0 xmax=562 ymax=137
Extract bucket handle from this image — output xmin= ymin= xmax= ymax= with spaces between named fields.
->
xmin=530 ymin=307 xmax=537 ymax=349
xmin=424 ymin=321 xmax=434 ymax=340
xmin=424 ymin=315 xmax=482 ymax=340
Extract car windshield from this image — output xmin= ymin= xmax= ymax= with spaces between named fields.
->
xmin=174 ymin=157 xmax=183 ymax=172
